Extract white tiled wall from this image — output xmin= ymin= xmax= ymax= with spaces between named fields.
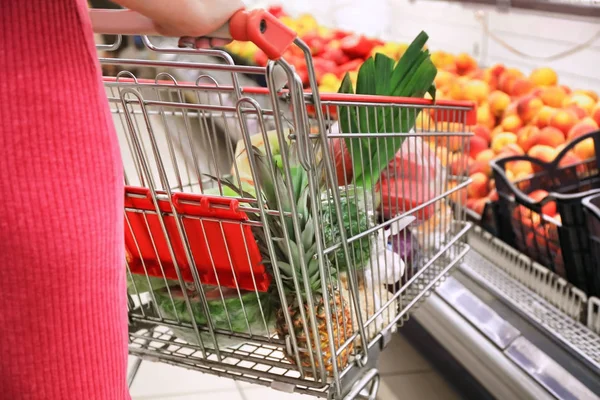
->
xmin=245 ymin=0 xmax=600 ymax=92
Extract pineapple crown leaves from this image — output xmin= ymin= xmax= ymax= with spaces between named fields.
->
xmin=205 ymin=145 xmax=333 ymax=299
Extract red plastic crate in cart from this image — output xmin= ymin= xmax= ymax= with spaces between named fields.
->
xmin=124 ymin=186 xmax=269 ymax=292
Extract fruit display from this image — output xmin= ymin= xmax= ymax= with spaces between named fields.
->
xmin=226 ymin=7 xmax=599 ymax=220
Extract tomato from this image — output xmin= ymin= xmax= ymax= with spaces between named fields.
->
xmin=267 ymin=5 xmax=285 ymax=18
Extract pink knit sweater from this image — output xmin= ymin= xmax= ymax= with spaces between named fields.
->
xmin=0 ymin=1 xmax=129 ymax=398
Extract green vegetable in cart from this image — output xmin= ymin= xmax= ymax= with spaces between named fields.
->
xmin=337 ymin=31 xmax=437 ymax=190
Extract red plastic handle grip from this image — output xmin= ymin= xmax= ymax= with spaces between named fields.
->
xmin=89 ymin=8 xmax=296 ymax=59
xmin=229 ymin=9 xmax=296 ymax=59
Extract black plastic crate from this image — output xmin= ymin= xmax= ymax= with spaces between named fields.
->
xmin=583 ymin=193 xmax=600 ymax=297
xmin=490 ymin=130 xmax=600 ymax=295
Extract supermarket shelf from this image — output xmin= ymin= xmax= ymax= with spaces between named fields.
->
xmin=414 ymin=273 xmax=599 ymax=399
xmin=464 ymin=227 xmax=600 ymax=372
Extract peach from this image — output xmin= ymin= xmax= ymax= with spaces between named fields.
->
xmin=455 ymin=53 xmax=478 ymax=75
xmin=489 ymin=90 xmax=511 ymax=117
xmin=434 ymin=70 xmax=457 ymax=91
xmin=501 ymin=115 xmax=523 ymax=133
xmin=512 ymin=78 xmax=535 ymax=97
xmin=563 ymin=94 xmax=595 ymax=115
xmin=535 ymin=106 xmax=557 ymax=128
xmin=476 ymin=148 xmax=496 ymax=164
xmin=528 ymin=144 xmax=557 ymax=163
xmin=489 ymin=64 xmax=506 ymax=78
xmin=529 ymin=189 xmax=557 ymax=216
xmin=498 ymin=68 xmax=524 ymax=93
xmin=529 ymin=67 xmax=558 ymax=87
xmin=431 ymin=51 xmax=456 ymax=70
xmin=491 ymin=125 xmax=504 ymax=139
xmin=558 ymin=151 xmax=582 ymax=168
xmin=473 ymin=125 xmax=492 ymax=144
xmin=517 ymin=125 xmax=540 ymax=153
xmin=549 ymin=109 xmax=578 ymax=136
xmin=566 ymin=105 xmax=587 ymax=120
xmin=508 ymin=160 xmax=534 ymax=177
xmin=540 ymin=86 xmax=567 ymax=108
xmin=450 ymin=156 xmax=474 ymax=176
xmin=463 ymin=80 xmax=490 ymax=105
xmin=468 ymin=172 xmax=490 ymax=198
xmin=572 ymin=89 xmax=598 ymax=102
xmin=506 ymin=169 xmax=516 ymax=182
xmin=491 ymin=132 xmax=518 ymax=154
xmin=503 ymin=101 xmax=519 ymax=118
xmin=469 ymin=136 xmax=489 ymax=159
xmin=533 ymin=126 xmax=565 ymax=148
xmin=481 ymin=69 xmax=499 ymax=91
xmin=476 ymin=103 xmax=495 ymax=129
xmin=567 ymin=117 xmax=599 ymax=141
xmin=592 ymin=103 xmax=600 ymax=126
xmin=489 ymin=188 xmax=499 ymax=202
xmin=574 ymin=138 xmax=596 ymax=160
xmin=472 ymin=198 xmax=488 ymax=214
xmin=470 ymin=160 xmax=492 ymax=177
xmin=503 ymin=143 xmax=525 ymax=156
xmin=517 ymin=95 xmax=544 ymax=124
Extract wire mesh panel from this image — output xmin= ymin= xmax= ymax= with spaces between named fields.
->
xmin=102 ymin=36 xmax=474 ymax=397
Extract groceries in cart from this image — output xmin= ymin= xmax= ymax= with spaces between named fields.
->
xmin=119 ymin=16 xmax=472 ymax=385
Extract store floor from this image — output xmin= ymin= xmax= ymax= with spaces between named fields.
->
xmin=128 ymin=334 xmax=460 ymax=400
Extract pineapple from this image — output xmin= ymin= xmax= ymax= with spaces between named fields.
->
xmin=211 ymin=142 xmax=354 ymax=377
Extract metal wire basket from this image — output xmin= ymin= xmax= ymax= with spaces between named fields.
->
xmin=94 ymin=7 xmax=475 ymax=399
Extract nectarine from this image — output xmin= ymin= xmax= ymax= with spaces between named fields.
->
xmin=468 ymin=172 xmax=490 ymax=198
xmin=540 ymin=86 xmax=567 ymax=108
xmin=549 ymin=109 xmax=578 ymax=136
xmin=534 ymin=126 xmax=566 ymax=148
xmin=567 ymin=118 xmax=599 ymax=141
xmin=455 ymin=53 xmax=478 ymax=75
xmin=592 ymin=102 xmax=600 ymax=126
xmin=464 ymin=80 xmax=490 ymax=105
xmin=565 ymin=105 xmax=587 ymax=120
xmin=470 ymin=160 xmax=492 ymax=177
xmin=512 ymin=78 xmax=535 ymax=97
xmin=491 ymin=132 xmax=518 ymax=154
xmin=535 ymin=106 xmax=557 ymax=129
xmin=563 ymin=94 xmax=595 ymax=116
xmin=529 ymin=67 xmax=558 ymax=87
xmin=469 ymin=136 xmax=489 ymax=159
xmin=473 ymin=125 xmax=492 ymax=144
xmin=508 ymin=160 xmax=534 ymax=177
xmin=501 ymin=115 xmax=523 ymax=134
xmin=517 ymin=125 xmax=540 ymax=153
xmin=489 ymin=90 xmax=511 ymax=117
xmin=476 ymin=103 xmax=495 ymax=129
xmin=574 ymin=138 xmax=595 ymax=160
xmin=528 ymin=144 xmax=557 ymax=163
xmin=517 ymin=95 xmax=544 ymax=124
xmin=573 ymin=89 xmax=598 ymax=102
xmin=529 ymin=189 xmax=557 ymax=216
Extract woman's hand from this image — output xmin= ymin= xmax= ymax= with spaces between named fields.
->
xmin=112 ymin=0 xmax=245 ymax=46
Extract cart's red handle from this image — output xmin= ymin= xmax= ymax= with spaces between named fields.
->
xmin=89 ymin=8 xmax=296 ymax=59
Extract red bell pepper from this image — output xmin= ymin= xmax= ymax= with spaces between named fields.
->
xmin=340 ymin=35 xmax=379 ymax=59
xmin=336 ymin=59 xmax=363 ymax=78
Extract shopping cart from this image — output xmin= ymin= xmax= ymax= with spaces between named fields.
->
xmin=92 ymin=7 xmax=475 ymax=399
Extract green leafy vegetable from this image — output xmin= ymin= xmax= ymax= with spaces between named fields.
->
xmin=338 ymin=31 xmax=438 ymax=189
